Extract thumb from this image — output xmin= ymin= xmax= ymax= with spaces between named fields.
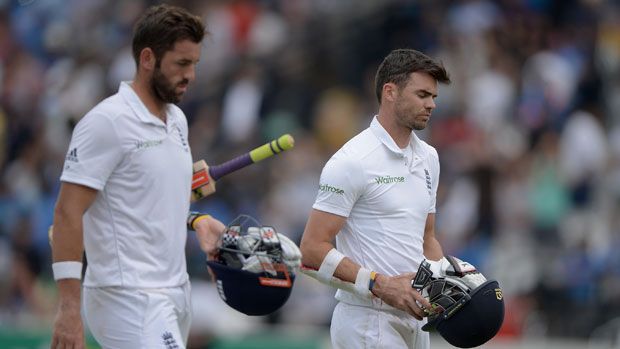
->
xmin=414 ymin=289 xmax=433 ymax=309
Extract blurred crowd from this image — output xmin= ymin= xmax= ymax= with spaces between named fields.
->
xmin=1 ymin=0 xmax=620 ymax=346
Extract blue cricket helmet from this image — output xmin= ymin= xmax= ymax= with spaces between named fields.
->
xmin=206 ymin=261 xmax=295 ymax=316
xmin=206 ymin=215 xmax=298 ymax=316
xmin=421 ymin=278 xmax=505 ymax=348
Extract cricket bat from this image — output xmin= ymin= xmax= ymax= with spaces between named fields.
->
xmin=190 ymin=134 xmax=295 ymax=202
xmin=49 ymin=134 xmax=295 ymax=244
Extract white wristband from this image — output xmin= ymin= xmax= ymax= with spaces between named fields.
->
xmin=354 ymin=267 xmax=372 ymax=299
xmin=52 ymin=261 xmax=83 ymax=280
xmin=317 ymin=248 xmax=346 ymax=283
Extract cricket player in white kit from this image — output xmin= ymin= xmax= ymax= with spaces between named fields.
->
xmin=300 ymin=49 xmax=451 ymax=349
xmin=50 ymin=5 xmax=225 ymax=349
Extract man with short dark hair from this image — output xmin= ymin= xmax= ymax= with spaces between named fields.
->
xmin=50 ymin=5 xmax=225 ymax=348
xmin=300 ymin=49 xmax=451 ymax=348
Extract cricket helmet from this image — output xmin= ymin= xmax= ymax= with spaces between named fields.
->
xmin=415 ymin=256 xmax=505 ymax=348
xmin=206 ymin=215 xmax=300 ymax=316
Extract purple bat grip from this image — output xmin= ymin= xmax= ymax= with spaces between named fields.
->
xmin=208 ymin=153 xmax=253 ymax=181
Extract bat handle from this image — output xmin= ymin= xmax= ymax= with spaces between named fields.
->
xmin=208 ymin=134 xmax=294 ymax=181
xmin=208 ymin=154 xmax=253 ymax=181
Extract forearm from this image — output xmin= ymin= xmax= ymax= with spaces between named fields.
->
xmin=51 ymin=169 xmax=97 ymax=347
xmin=332 ymin=256 xmax=365 ymax=284
xmin=422 ymin=213 xmax=443 ymax=261
xmin=51 ymin=205 xmax=84 ymax=263
xmin=56 ymin=279 xmax=82 ymax=308
xmin=51 ymin=183 xmax=96 ymax=263
xmin=299 ymin=238 xmax=334 ymax=268
xmin=423 ymin=236 xmax=443 ymax=261
xmin=300 ymin=239 xmax=369 ymax=290
xmin=51 ymin=204 xmax=85 ymax=310
xmin=300 ymin=209 xmax=373 ymax=288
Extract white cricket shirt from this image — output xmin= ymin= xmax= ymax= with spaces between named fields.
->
xmin=313 ymin=116 xmax=440 ymax=304
xmin=61 ymin=81 xmax=193 ymax=288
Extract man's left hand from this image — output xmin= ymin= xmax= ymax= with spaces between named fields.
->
xmin=194 ymin=215 xmax=226 ymax=260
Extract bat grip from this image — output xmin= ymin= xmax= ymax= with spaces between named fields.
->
xmin=208 ymin=153 xmax=253 ymax=181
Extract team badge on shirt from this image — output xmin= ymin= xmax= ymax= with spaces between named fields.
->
xmin=162 ymin=331 xmax=179 ymax=349
xmin=173 ymin=124 xmax=189 ymax=153
xmin=424 ymin=169 xmax=432 ymax=194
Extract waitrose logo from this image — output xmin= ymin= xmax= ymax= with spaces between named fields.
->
xmin=136 ymin=139 xmax=163 ymax=150
xmin=319 ymin=183 xmax=345 ymax=194
xmin=375 ymin=175 xmax=405 ymax=184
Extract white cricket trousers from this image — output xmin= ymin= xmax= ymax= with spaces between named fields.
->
xmin=83 ymin=282 xmax=191 ymax=349
xmin=330 ymin=302 xmax=430 ymax=349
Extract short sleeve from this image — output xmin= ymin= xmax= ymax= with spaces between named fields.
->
xmin=60 ymin=112 xmax=123 ymax=190
xmin=427 ymin=147 xmax=440 ymax=213
xmin=312 ymin=152 xmax=365 ymax=218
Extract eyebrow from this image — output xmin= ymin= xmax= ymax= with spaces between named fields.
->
xmin=177 ymin=58 xmax=200 ymax=65
xmin=416 ymin=89 xmax=438 ymax=98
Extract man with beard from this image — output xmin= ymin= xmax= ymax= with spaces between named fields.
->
xmin=50 ymin=5 xmax=226 ymax=349
xmin=300 ymin=49 xmax=451 ymax=349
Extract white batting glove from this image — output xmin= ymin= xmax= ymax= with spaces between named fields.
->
xmin=277 ymin=234 xmax=302 ymax=273
xmin=243 ymin=253 xmax=278 ymax=276
xmin=418 ymin=256 xmax=487 ymax=292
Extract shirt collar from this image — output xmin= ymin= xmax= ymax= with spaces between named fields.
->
xmin=119 ymin=81 xmax=171 ymax=127
xmin=369 ymin=116 xmax=427 ymax=159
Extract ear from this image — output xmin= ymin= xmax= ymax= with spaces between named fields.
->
xmin=139 ymin=47 xmax=156 ymax=71
xmin=382 ymin=82 xmax=399 ymax=103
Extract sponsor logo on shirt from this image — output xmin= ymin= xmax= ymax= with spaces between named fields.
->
xmin=135 ymin=139 xmax=163 ymax=150
xmin=374 ymin=175 xmax=405 ymax=184
xmin=65 ymin=147 xmax=79 ymax=163
xmin=319 ymin=183 xmax=345 ymax=194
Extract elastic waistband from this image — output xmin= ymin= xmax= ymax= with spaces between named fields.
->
xmin=83 ymin=280 xmax=190 ymax=292
xmin=335 ymin=290 xmax=398 ymax=312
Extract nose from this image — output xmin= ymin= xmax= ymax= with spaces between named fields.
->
xmin=426 ymin=98 xmax=436 ymax=110
xmin=185 ymin=65 xmax=196 ymax=83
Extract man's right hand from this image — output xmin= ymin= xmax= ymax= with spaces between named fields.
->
xmin=51 ymin=299 xmax=84 ymax=349
xmin=371 ymin=272 xmax=432 ymax=320
xmin=51 ymin=279 xmax=84 ymax=349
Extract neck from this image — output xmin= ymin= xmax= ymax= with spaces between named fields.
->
xmin=377 ymin=111 xmax=411 ymax=148
xmin=131 ymin=75 xmax=167 ymax=123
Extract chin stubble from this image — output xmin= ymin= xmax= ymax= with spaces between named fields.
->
xmin=151 ymin=69 xmax=181 ymax=104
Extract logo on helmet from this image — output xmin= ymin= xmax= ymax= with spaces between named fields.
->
xmin=259 ymin=263 xmax=292 ymax=287
xmin=216 ymin=280 xmax=226 ymax=301
xmin=495 ymin=288 xmax=503 ymax=300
